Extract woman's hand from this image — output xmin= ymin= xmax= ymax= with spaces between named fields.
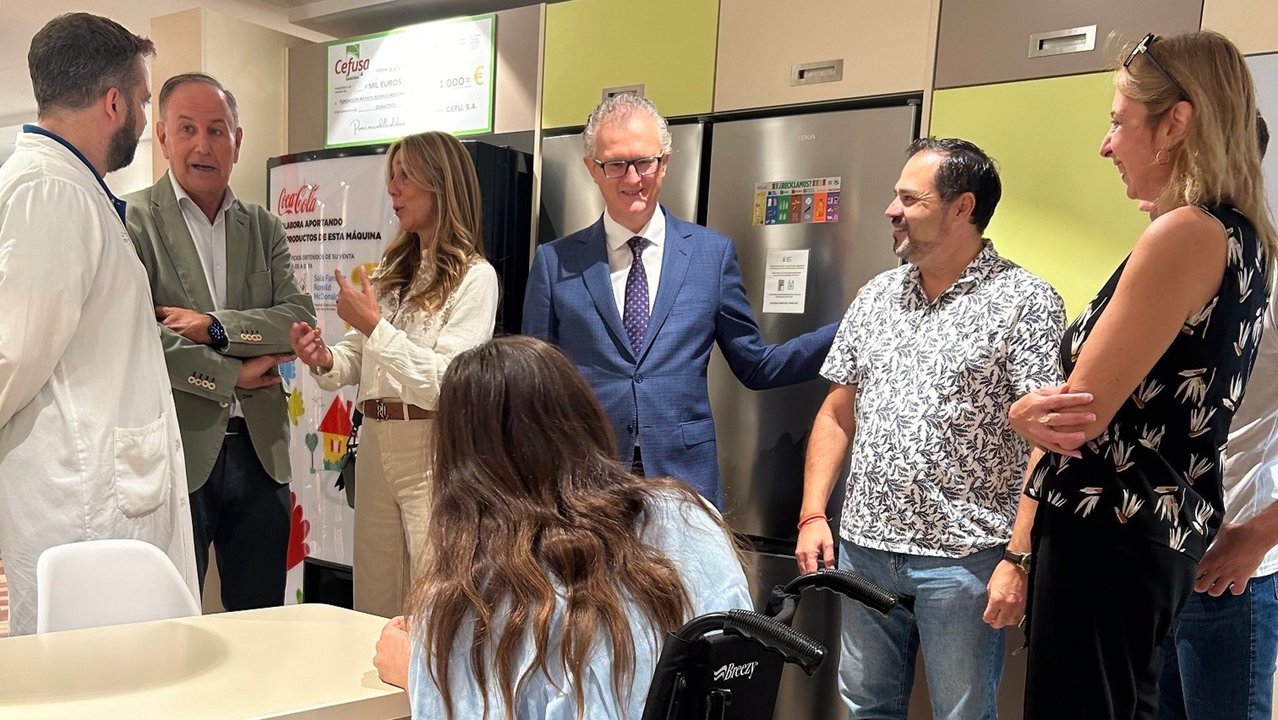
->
xmin=335 ymin=266 xmax=382 ymax=337
xmin=373 ymin=615 xmax=410 ymax=689
xmin=289 ymin=321 xmax=333 ymax=372
xmin=1009 ymin=384 xmax=1095 ymax=457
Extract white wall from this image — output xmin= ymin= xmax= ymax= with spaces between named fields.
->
xmin=105 ymin=138 xmax=154 ymax=197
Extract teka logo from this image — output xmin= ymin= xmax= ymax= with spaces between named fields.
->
xmin=797 ymin=133 xmax=818 ymax=142
xmin=334 ymin=43 xmax=371 ymax=78
xmin=278 ymin=185 xmax=319 ymax=215
xmin=713 ymin=661 xmax=759 ymax=682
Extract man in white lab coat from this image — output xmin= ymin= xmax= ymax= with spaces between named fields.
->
xmin=0 ymin=13 xmax=199 ymax=636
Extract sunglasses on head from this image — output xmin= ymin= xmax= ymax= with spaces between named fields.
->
xmin=1124 ymin=33 xmax=1190 ymax=102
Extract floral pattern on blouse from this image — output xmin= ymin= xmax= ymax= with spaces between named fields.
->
xmin=1027 ymin=205 xmax=1271 ymax=560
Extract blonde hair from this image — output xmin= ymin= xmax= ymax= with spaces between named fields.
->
xmin=374 ymin=132 xmax=486 ymax=312
xmin=1115 ymin=30 xmax=1277 ymax=264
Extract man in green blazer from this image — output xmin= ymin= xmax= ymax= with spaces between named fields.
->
xmin=126 ymin=72 xmax=315 ymax=610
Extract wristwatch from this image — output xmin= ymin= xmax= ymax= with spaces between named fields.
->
xmin=206 ymin=314 xmax=229 ymax=351
xmin=1002 ymin=549 xmax=1031 ymax=573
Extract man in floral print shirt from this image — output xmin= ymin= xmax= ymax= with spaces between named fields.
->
xmin=796 ymin=138 xmax=1065 ymax=719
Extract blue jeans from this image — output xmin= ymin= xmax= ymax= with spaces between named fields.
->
xmin=1157 ymin=571 xmax=1278 ymax=720
xmin=838 ymin=540 xmax=1004 ymax=720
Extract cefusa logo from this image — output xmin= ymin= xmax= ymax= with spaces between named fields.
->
xmin=712 ymin=661 xmax=759 ymax=682
xmin=335 ymin=57 xmax=370 ymax=77
xmin=335 ymin=43 xmax=370 ymax=78
xmin=278 ymin=185 xmax=318 ymax=215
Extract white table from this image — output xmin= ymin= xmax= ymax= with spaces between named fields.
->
xmin=0 ymin=604 xmax=410 ymax=719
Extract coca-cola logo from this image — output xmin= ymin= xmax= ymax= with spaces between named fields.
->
xmin=278 ymin=185 xmax=318 ymax=215
xmin=712 ymin=661 xmax=759 ymax=682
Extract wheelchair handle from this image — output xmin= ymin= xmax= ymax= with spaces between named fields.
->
xmin=780 ymin=568 xmax=897 ymax=616
xmin=674 ymin=610 xmax=825 ymax=675
xmin=640 ymin=610 xmax=827 ymax=720
xmin=723 ymin=609 xmax=824 ymax=675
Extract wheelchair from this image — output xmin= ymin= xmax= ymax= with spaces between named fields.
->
xmin=641 ymin=568 xmax=898 ymax=720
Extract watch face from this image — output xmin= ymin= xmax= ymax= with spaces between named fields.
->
xmin=206 ymin=316 xmax=228 ymax=349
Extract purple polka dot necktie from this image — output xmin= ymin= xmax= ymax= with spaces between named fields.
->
xmin=623 ymin=236 xmax=649 ymax=354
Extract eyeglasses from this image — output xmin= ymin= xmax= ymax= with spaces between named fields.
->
xmin=591 ymin=155 xmax=665 ymax=179
xmin=1124 ymin=33 xmax=1190 ymax=102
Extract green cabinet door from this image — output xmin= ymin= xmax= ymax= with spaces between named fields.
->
xmin=931 ymin=72 xmax=1151 ymax=317
xmin=542 ymin=0 xmax=719 ymax=129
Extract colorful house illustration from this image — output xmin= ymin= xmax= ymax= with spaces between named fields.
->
xmin=318 ymin=396 xmax=353 ymax=470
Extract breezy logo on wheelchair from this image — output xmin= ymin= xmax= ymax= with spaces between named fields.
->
xmin=713 ymin=661 xmax=760 ymax=682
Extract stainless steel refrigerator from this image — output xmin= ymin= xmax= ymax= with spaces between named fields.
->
xmin=705 ymin=105 xmax=917 ymax=720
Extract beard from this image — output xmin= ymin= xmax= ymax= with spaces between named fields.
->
xmin=892 ymin=231 xmax=910 ymax=259
xmin=891 ymin=225 xmax=915 ymax=260
xmin=105 ymin=101 xmax=141 ymax=173
xmin=891 ymin=226 xmax=938 ymax=264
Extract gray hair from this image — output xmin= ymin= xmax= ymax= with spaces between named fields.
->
xmin=159 ymin=72 xmax=240 ymax=128
xmin=582 ymin=93 xmax=673 ymax=158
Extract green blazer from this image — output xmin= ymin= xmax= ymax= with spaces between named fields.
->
xmin=125 ymin=173 xmax=316 ymax=493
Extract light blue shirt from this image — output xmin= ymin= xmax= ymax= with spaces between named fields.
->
xmin=408 ymin=490 xmax=753 ymax=719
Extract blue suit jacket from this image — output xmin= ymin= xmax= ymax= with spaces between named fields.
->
xmin=523 ymin=208 xmax=836 ymax=505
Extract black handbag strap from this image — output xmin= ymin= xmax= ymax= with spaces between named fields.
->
xmin=347 ymin=408 xmax=363 ymax=449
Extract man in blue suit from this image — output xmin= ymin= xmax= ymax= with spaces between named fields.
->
xmin=523 ymin=94 xmax=835 ymax=506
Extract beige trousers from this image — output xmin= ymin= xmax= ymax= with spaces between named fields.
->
xmin=352 ymin=416 xmax=434 ymax=618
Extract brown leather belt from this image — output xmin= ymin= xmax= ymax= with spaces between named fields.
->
xmin=361 ymin=399 xmax=435 ymax=421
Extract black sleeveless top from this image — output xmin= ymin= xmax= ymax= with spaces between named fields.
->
xmin=1026 ymin=205 xmax=1271 ymax=560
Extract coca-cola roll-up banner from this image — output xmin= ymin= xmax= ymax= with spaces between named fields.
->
xmin=268 ymin=147 xmax=394 ymax=603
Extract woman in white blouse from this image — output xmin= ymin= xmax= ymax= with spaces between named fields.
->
xmin=289 ymin=131 xmax=499 ymax=617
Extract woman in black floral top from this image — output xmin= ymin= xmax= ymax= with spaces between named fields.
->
xmin=997 ymin=32 xmax=1277 ymax=720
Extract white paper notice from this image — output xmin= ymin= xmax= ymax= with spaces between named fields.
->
xmin=762 ymin=249 xmax=810 ymax=314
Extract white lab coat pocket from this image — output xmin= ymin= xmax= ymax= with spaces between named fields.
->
xmin=112 ymin=414 xmax=173 ymax=518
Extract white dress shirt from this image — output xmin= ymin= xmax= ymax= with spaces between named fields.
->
xmin=1222 ymin=297 xmax=1278 ymax=577
xmin=171 ymin=172 xmax=239 ymax=416
xmin=604 ymin=208 xmax=665 ymax=318
xmin=171 ymin=171 xmax=236 ymax=311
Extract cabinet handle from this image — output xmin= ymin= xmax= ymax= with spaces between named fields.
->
xmin=790 ymin=59 xmax=844 ymax=87
xmin=602 ymin=84 xmax=644 ymax=101
xmin=1027 ymin=25 xmax=1097 ymax=58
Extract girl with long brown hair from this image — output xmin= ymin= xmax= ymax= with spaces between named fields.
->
xmin=289 ymin=131 xmax=499 ymax=618
xmin=401 ymin=336 xmax=750 ymax=720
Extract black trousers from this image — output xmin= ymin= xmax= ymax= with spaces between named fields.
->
xmin=1024 ymin=506 xmax=1197 ymax=720
xmin=190 ymin=417 xmax=291 ymax=611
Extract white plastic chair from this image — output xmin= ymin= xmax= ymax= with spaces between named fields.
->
xmin=36 ymin=539 xmax=201 ymax=633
